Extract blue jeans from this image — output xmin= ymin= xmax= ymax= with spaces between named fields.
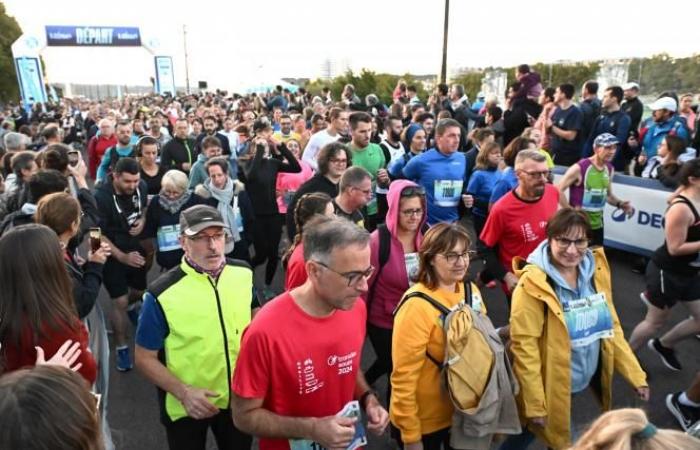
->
xmin=498 ymin=428 xmax=536 ymax=450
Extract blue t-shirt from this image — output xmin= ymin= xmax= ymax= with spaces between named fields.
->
xmin=489 ymin=167 xmax=518 ymax=205
xmin=466 ymin=168 xmax=501 ymax=218
xmin=550 ymin=105 xmax=584 ymax=157
xmin=402 ymin=148 xmax=469 ymax=224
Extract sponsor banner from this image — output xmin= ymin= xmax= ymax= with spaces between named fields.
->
xmin=14 ymin=57 xmax=47 ymax=107
xmin=45 ymin=26 xmax=141 ymax=46
xmin=554 ymin=166 xmax=673 ymax=256
xmin=154 ymin=56 xmax=175 ymax=95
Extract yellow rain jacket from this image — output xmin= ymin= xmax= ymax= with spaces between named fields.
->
xmin=509 ymin=247 xmax=647 ymax=449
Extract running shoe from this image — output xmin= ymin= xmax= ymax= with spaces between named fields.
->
xmin=666 ymin=392 xmax=700 ymax=431
xmin=116 ymin=346 xmax=133 ymax=372
xmin=648 ymin=338 xmax=682 ymax=371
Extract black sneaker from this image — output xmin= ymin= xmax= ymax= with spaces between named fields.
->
xmin=666 ymin=392 xmax=700 ymax=431
xmin=648 ymin=338 xmax=682 ymax=371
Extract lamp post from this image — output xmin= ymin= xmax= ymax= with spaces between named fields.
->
xmin=440 ymin=0 xmax=449 ymax=84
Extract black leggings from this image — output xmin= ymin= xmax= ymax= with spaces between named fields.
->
xmin=392 ymin=425 xmax=452 ymax=450
xmin=251 ymin=213 xmax=283 ymax=285
xmin=473 ymin=213 xmax=495 ymax=285
xmin=164 ymin=409 xmax=252 ymax=450
xmin=365 ymin=324 xmax=393 ymax=389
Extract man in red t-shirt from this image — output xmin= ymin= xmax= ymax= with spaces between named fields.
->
xmin=480 ymin=150 xmax=560 ymax=296
xmin=231 ymin=217 xmax=389 ymax=450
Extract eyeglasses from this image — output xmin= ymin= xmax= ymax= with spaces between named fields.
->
xmin=438 ymin=250 xmax=476 ymax=264
xmin=521 ymin=170 xmax=551 ymax=179
xmin=400 ymin=186 xmax=426 ymax=197
xmin=314 ymin=260 xmax=375 ymax=287
xmin=553 ymin=237 xmax=589 ymax=250
xmin=329 ymin=158 xmax=348 ymax=165
xmin=187 ymin=232 xmax=227 ymax=244
xmin=400 ymin=208 xmax=423 ymax=217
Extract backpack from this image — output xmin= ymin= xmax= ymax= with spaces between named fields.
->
xmin=393 ymin=282 xmax=499 ymax=411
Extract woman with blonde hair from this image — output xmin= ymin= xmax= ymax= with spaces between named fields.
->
xmin=570 ymin=408 xmax=700 ymax=450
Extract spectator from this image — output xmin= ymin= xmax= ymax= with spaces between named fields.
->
xmin=87 ymin=118 xmax=116 ymax=179
xmin=547 ymin=83 xmax=584 ymax=166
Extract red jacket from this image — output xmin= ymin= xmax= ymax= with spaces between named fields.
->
xmin=87 ymin=134 xmax=117 ymax=179
xmin=2 ymin=319 xmax=97 ymax=385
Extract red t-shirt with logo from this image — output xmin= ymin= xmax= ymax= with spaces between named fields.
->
xmin=231 ymin=292 xmax=366 ymax=450
xmin=480 ymin=184 xmax=560 ymax=273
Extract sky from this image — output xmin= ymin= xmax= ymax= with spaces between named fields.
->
xmin=6 ymin=0 xmax=700 ymax=91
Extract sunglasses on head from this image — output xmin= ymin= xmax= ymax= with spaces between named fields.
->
xmin=401 ymin=186 xmax=426 ymax=197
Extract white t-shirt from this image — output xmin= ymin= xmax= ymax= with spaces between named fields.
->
xmin=220 ymin=130 xmax=240 ymax=155
xmin=302 ymin=129 xmax=340 ymax=171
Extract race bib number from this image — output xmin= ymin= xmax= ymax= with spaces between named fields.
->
xmin=289 ymin=440 xmax=326 ymax=450
xmin=234 ymin=207 xmax=244 ymax=234
xmin=156 ymin=224 xmax=181 ymax=252
xmin=563 ymin=292 xmax=614 ymax=348
xmin=582 ymin=188 xmax=607 ymax=212
xmin=433 ymin=179 xmax=463 ymax=207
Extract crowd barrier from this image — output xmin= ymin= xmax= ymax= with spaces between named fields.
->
xmin=552 ymin=166 xmax=674 ymax=257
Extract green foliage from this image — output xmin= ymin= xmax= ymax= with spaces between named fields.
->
xmin=0 ymin=2 xmax=22 ymax=102
xmin=450 ymin=72 xmax=482 ymax=101
xmin=304 ymin=69 xmax=429 ymax=105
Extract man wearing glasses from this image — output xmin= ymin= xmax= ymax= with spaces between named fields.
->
xmin=557 ymin=133 xmax=634 ymax=246
xmin=480 ymin=150 xmax=560 ymax=296
xmin=334 ymin=166 xmax=373 ymax=229
xmin=135 ymin=205 xmax=257 ymax=450
xmin=232 ymin=217 xmax=389 ymax=450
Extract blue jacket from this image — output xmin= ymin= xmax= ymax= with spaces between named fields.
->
xmin=526 ymin=240 xmax=599 ymax=393
xmin=402 ymin=148 xmax=471 ymax=224
xmin=387 ymin=151 xmax=417 ymax=179
xmin=489 ymin=167 xmax=518 ymax=205
xmin=96 ymin=145 xmax=134 ymax=181
xmin=582 ymin=110 xmax=631 ymax=168
xmin=466 ymin=167 xmax=501 ymax=217
xmin=641 ymin=115 xmax=690 ymax=159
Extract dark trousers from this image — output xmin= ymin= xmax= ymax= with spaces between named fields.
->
xmin=473 ymin=214 xmax=495 ymax=285
xmin=590 ymin=227 xmax=604 ymax=247
xmin=164 ymin=409 xmax=252 ymax=450
xmin=251 ymin=213 xmax=283 ymax=285
xmin=365 ymin=324 xmax=393 ymax=399
xmin=392 ymin=425 xmax=452 ymax=450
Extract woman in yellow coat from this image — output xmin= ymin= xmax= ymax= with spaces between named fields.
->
xmin=391 ymin=223 xmax=486 ymax=450
xmin=506 ymin=208 xmax=648 ymax=450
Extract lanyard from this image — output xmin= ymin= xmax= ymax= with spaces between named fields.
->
xmin=183 ymin=139 xmax=192 ymax=165
xmin=112 ymin=187 xmax=142 ymax=217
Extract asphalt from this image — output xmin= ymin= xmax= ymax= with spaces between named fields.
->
xmin=103 ymin=243 xmax=699 ymax=450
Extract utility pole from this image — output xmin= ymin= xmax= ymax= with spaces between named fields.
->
xmin=440 ymin=0 xmax=449 ymax=84
xmin=183 ymin=24 xmax=191 ymax=94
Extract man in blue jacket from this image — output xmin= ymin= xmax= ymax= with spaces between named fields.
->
xmin=582 ymin=86 xmax=631 ymax=171
xmin=402 ymin=118 xmax=473 ymax=224
xmin=632 ymin=97 xmax=690 ymax=160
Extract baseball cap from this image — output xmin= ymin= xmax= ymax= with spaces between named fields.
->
xmin=593 ymin=133 xmax=619 ymax=148
xmin=650 ymin=97 xmax=677 ymax=112
xmin=622 ymin=82 xmax=639 ymax=91
xmin=179 ymin=205 xmax=228 ymax=236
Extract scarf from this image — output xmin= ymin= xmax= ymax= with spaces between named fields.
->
xmin=203 ymin=178 xmax=241 ymax=242
xmin=158 ymin=190 xmax=192 ymax=215
xmin=186 ymin=256 xmax=225 ymax=280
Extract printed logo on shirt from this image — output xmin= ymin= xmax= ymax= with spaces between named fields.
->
xmin=296 ymin=358 xmax=324 ymax=395
xmin=327 ymin=351 xmax=357 ymax=376
xmin=520 ymin=222 xmax=540 ymax=243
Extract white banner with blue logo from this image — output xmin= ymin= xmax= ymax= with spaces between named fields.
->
xmin=154 ymin=56 xmax=175 ymax=95
xmin=14 ymin=56 xmax=47 ymax=107
xmin=554 ymin=167 xmax=673 ymax=256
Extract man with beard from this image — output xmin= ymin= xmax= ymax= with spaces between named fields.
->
xmin=96 ymin=121 xmax=136 ymax=184
xmin=95 ymin=158 xmax=149 ymax=371
xmin=582 ymin=86 xmax=631 ymax=171
xmin=272 ymin=114 xmax=301 ymax=144
xmin=631 ymin=97 xmax=690 ymax=164
xmin=161 ymin=119 xmax=196 ymax=174
xmin=480 ymin=150 xmax=560 ymax=296
xmin=546 ymin=83 xmax=584 ymax=167
xmin=195 ymin=115 xmax=231 ymax=156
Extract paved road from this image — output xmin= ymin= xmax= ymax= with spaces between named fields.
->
xmin=104 ymin=247 xmax=699 ymax=450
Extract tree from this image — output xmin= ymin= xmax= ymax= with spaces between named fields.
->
xmin=304 ymin=70 xmax=429 ymax=106
xmin=0 ymin=2 xmax=23 ymax=102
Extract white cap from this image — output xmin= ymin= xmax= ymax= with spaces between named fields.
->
xmin=622 ymin=82 xmax=639 ymax=91
xmin=650 ymin=97 xmax=677 ymax=112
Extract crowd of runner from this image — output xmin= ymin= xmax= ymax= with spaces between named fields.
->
xmin=0 ymin=66 xmax=699 ymax=450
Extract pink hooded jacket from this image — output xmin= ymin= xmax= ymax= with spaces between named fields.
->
xmin=363 ymin=180 xmax=427 ymax=329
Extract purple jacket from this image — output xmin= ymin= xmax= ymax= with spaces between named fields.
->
xmin=362 ymin=180 xmax=427 ymax=329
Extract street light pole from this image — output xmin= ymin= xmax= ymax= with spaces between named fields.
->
xmin=440 ymin=0 xmax=449 ymax=84
xmin=183 ymin=24 xmax=191 ymax=94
